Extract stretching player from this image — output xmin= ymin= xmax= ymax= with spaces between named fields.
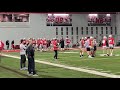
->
xmin=92 ymin=37 xmax=97 ymax=57
xmin=36 ymin=38 xmax=40 ymax=51
xmin=79 ymin=37 xmax=85 ymax=58
xmin=85 ymin=37 xmax=92 ymax=58
xmin=89 ymin=36 xmax=94 ymax=57
xmin=66 ymin=37 xmax=71 ymax=50
xmin=40 ymin=38 xmax=43 ymax=52
xmin=108 ymin=35 xmax=115 ymax=56
xmin=102 ymin=36 xmax=109 ymax=56
xmin=43 ymin=38 xmax=47 ymax=51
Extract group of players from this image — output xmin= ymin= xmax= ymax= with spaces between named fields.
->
xmin=20 ymin=37 xmax=71 ymax=51
xmin=19 ymin=34 xmax=115 ymax=59
xmin=78 ymin=34 xmax=115 ymax=58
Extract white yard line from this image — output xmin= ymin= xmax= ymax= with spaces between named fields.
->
xmin=2 ymin=54 xmax=120 ymax=78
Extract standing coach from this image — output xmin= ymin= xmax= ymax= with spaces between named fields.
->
xmin=26 ymin=38 xmax=38 ymax=76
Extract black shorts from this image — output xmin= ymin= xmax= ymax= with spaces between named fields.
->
xmin=86 ymin=47 xmax=90 ymax=51
xmin=61 ymin=45 xmax=64 ymax=48
xmin=21 ymin=55 xmax=26 ymax=63
xmin=110 ymin=47 xmax=114 ymax=49
xmin=94 ymin=46 xmax=97 ymax=51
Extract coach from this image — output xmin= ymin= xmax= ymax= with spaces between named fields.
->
xmin=26 ymin=39 xmax=38 ymax=76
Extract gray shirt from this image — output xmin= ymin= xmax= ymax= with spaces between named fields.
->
xmin=20 ymin=43 xmax=26 ymax=55
xmin=85 ymin=39 xmax=90 ymax=48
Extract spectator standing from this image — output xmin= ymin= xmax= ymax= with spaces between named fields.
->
xmin=6 ymin=40 xmax=9 ymax=50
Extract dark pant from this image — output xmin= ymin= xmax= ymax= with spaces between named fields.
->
xmin=20 ymin=55 xmax=26 ymax=69
xmin=6 ymin=45 xmax=9 ymax=50
xmin=54 ymin=50 xmax=58 ymax=59
xmin=28 ymin=56 xmax=36 ymax=74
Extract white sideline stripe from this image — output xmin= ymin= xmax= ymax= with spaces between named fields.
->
xmin=2 ymin=54 xmax=120 ymax=78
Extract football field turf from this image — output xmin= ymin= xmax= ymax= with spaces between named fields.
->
xmin=1 ymin=49 xmax=120 ymax=78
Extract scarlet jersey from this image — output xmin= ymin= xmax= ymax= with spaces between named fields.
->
xmin=43 ymin=40 xmax=47 ymax=45
xmin=108 ymin=37 xmax=114 ymax=45
xmin=102 ymin=39 xmax=107 ymax=46
xmin=0 ymin=41 xmax=4 ymax=50
xmin=51 ymin=40 xmax=54 ymax=45
xmin=37 ymin=40 xmax=40 ymax=45
xmin=81 ymin=39 xmax=85 ymax=47
xmin=32 ymin=40 xmax=36 ymax=44
xmin=66 ymin=39 xmax=70 ymax=44
xmin=89 ymin=39 xmax=92 ymax=46
xmin=40 ymin=39 xmax=43 ymax=44
xmin=53 ymin=41 xmax=58 ymax=50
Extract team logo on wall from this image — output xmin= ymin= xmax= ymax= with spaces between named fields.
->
xmin=46 ymin=14 xmax=72 ymax=26
xmin=0 ymin=14 xmax=29 ymax=22
xmin=88 ymin=14 xmax=111 ymax=26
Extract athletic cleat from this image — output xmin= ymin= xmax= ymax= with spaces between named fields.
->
xmin=27 ymin=72 xmax=33 ymax=76
xmin=107 ymin=54 xmax=109 ymax=56
xmin=20 ymin=68 xmax=23 ymax=70
xmin=32 ymin=74 xmax=38 ymax=76
xmin=88 ymin=55 xmax=93 ymax=58
xmin=80 ymin=56 xmax=82 ymax=58
xmin=110 ymin=54 xmax=113 ymax=56
xmin=23 ymin=67 xmax=28 ymax=70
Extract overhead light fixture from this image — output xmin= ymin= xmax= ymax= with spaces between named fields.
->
xmin=106 ymin=14 xmax=110 ymax=16
xmin=88 ymin=14 xmax=98 ymax=17
xmin=53 ymin=14 xmax=69 ymax=16
xmin=48 ymin=14 xmax=52 ymax=16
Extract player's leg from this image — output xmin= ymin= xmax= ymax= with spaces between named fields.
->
xmin=102 ymin=46 xmax=105 ymax=54
xmin=110 ymin=45 xmax=114 ymax=56
xmin=79 ymin=48 xmax=82 ymax=58
xmin=81 ymin=47 xmax=84 ymax=56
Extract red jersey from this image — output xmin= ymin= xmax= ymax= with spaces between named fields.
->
xmin=108 ymin=37 xmax=114 ymax=45
xmin=81 ymin=39 xmax=85 ymax=46
xmin=102 ymin=39 xmax=107 ymax=46
xmin=53 ymin=41 xmax=58 ymax=50
xmin=66 ymin=39 xmax=70 ymax=44
xmin=39 ymin=40 xmax=43 ymax=45
xmin=32 ymin=40 xmax=36 ymax=44
xmin=89 ymin=39 xmax=92 ymax=46
xmin=43 ymin=40 xmax=47 ymax=45
xmin=37 ymin=40 xmax=40 ymax=45
xmin=0 ymin=41 xmax=4 ymax=50
xmin=51 ymin=40 xmax=54 ymax=45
